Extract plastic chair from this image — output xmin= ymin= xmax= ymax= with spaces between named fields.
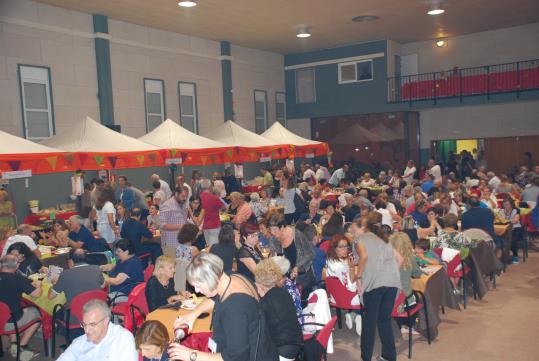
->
xmin=111 ymin=282 xmax=149 ymax=333
xmin=0 ymin=302 xmax=45 ymax=361
xmin=433 ymin=248 xmax=472 ymax=308
xmin=51 ymin=290 xmax=108 ymax=357
xmin=391 ymin=291 xmax=431 ymax=359
xmin=143 ymin=264 xmax=155 ymax=282
xmin=324 ymin=276 xmax=361 ymax=329
xmin=300 ymin=316 xmax=338 ymax=361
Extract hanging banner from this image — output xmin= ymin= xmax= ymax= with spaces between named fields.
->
xmin=166 ymin=158 xmax=183 ymax=165
xmin=71 ymin=175 xmax=83 ymax=196
xmin=259 ymin=156 xmax=271 ymax=162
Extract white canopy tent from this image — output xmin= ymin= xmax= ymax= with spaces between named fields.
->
xmin=206 ymin=120 xmax=280 ymax=147
xmin=139 ymin=119 xmax=230 ymax=150
xmin=41 ymin=116 xmax=160 ymax=152
xmin=261 ymin=121 xmax=321 ymax=147
xmin=0 ymin=130 xmax=63 ymax=154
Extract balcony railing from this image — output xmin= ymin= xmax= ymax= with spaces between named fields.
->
xmin=387 ymin=59 xmax=539 ymax=103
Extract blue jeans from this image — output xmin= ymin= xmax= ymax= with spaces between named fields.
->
xmin=361 ymin=286 xmax=398 ymax=361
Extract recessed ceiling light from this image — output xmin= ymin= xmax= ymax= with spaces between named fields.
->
xmin=435 ymin=39 xmax=447 ymax=47
xmin=427 ymin=8 xmax=445 ymax=15
xmin=296 ymin=28 xmax=311 ymax=38
xmin=352 ymin=15 xmax=379 ymax=22
xmin=178 ymin=1 xmax=197 ymax=8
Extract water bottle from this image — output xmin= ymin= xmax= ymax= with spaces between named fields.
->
xmin=173 ymin=324 xmax=190 ymax=342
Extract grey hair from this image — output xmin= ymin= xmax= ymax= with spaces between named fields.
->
xmin=0 ymin=255 xmax=19 ymax=269
xmin=186 ymin=252 xmax=224 ymax=291
xmin=16 ymin=224 xmax=31 ymax=234
xmin=201 ymin=178 xmax=212 ymax=190
xmin=82 ymin=299 xmax=111 ymax=318
xmin=69 ymin=215 xmax=84 ymax=225
xmin=270 ymin=256 xmax=290 ymax=275
xmin=250 ymin=192 xmax=260 ymax=201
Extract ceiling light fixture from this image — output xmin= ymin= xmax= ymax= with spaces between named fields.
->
xmin=178 ymin=1 xmax=197 ymax=8
xmin=296 ymin=28 xmax=311 ymax=38
xmin=352 ymin=15 xmax=379 ymax=22
xmin=435 ymin=39 xmax=447 ymax=47
xmin=427 ymin=8 xmax=445 ymax=15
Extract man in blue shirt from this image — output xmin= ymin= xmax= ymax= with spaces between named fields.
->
xmin=115 ymin=175 xmax=135 ymax=211
xmin=411 ymin=200 xmax=430 ymax=228
xmin=421 ymin=174 xmax=435 ymax=194
xmin=120 ymin=208 xmax=162 ymax=265
xmin=68 ymin=215 xmax=104 ymax=252
xmin=461 ymin=197 xmax=496 ymax=238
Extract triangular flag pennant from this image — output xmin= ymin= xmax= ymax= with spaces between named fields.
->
xmin=170 ymin=149 xmax=178 ymax=158
xmin=249 ymin=151 xmax=256 ymax=160
xmin=235 ymin=147 xmax=241 ymax=155
xmin=136 ymin=155 xmax=145 ymax=166
xmin=180 ymin=152 xmax=188 ymax=162
xmin=272 ymin=150 xmax=279 ymax=158
xmin=46 ymin=156 xmax=58 ymax=169
xmin=108 ymin=156 xmax=118 ymax=168
xmin=64 ymin=153 xmax=74 ymax=165
xmin=78 ymin=153 xmax=88 ymax=165
xmin=211 ymin=154 xmax=219 ymax=164
xmin=200 ymin=155 xmax=208 ymax=165
xmin=148 ymin=153 xmax=157 ymax=164
xmin=226 ymin=149 xmax=234 ymax=159
xmin=7 ymin=160 xmax=21 ymax=171
xmin=93 ymin=154 xmax=104 ymax=166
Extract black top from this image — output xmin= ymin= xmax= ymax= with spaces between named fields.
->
xmin=236 ymin=246 xmax=262 ymax=281
xmin=210 ymin=244 xmax=237 ymax=274
xmin=145 ymin=275 xmax=176 ymax=312
xmin=259 ymin=287 xmax=303 ymax=359
xmin=0 ymin=272 xmax=36 ymax=321
xmin=212 ymin=291 xmax=279 ymax=361
xmin=283 ymin=241 xmax=297 ymax=270
xmin=342 ymin=205 xmax=361 ymax=223
xmin=18 ymin=256 xmax=42 ymax=276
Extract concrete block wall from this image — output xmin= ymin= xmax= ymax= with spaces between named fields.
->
xmin=0 ymin=0 xmax=100 ymax=136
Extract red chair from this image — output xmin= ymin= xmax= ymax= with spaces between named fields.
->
xmin=433 ymin=248 xmax=472 ymax=308
xmin=0 ymin=302 xmax=45 ymax=361
xmin=319 ymin=240 xmax=330 ymax=254
xmin=325 ymin=276 xmax=361 ymax=329
xmin=144 ymin=264 xmax=155 ymax=282
xmin=111 ymin=282 xmax=149 ymax=333
xmin=300 ymin=315 xmax=338 ymax=361
xmin=391 ymin=291 xmax=431 ymax=359
xmin=51 ymin=290 xmax=108 ymax=357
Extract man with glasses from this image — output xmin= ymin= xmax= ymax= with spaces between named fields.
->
xmin=57 ymin=299 xmax=137 ymax=361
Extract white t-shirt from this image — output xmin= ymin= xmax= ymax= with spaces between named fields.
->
xmin=159 ymin=179 xmax=172 ymax=199
xmin=403 ymin=166 xmax=416 ymax=184
xmin=303 ymin=169 xmax=316 ymax=182
xmin=153 ymin=189 xmax=166 ymax=205
xmin=96 ymin=201 xmax=116 ymax=225
xmin=376 ymin=208 xmax=394 ymax=230
xmin=360 ymin=179 xmax=376 ymax=188
xmin=429 ymin=165 xmax=442 ymax=182
xmin=2 ymin=235 xmax=37 ymax=256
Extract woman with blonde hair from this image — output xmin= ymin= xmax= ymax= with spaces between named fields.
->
xmin=170 ymin=252 xmax=278 ymax=361
xmin=255 ymin=259 xmax=303 ymax=361
xmin=135 ymin=320 xmax=170 ymax=361
xmin=145 ymin=255 xmax=190 ymax=312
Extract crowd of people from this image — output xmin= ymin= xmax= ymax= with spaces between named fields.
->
xmin=1 ymin=152 xmax=538 ymax=361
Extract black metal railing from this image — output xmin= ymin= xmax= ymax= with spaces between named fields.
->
xmin=387 ymin=59 xmax=539 ymax=103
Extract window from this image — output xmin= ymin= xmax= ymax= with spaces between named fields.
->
xmin=338 ymin=59 xmax=374 ymax=84
xmin=254 ymin=90 xmax=267 ymax=134
xmin=178 ymin=82 xmax=198 ymax=134
xmin=295 ymin=68 xmax=316 ymax=103
xmin=275 ymin=92 xmax=286 ymax=125
xmin=18 ymin=65 xmax=54 ymax=140
xmin=144 ymin=79 xmax=165 ymax=132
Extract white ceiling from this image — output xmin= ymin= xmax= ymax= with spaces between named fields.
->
xmin=35 ymin=0 xmax=539 ymax=53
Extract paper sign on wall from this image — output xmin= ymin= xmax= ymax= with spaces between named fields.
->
xmin=234 ymin=164 xmax=244 ymax=179
xmin=1 ymin=170 xmax=32 ymax=180
xmin=166 ymin=158 xmax=183 ymax=165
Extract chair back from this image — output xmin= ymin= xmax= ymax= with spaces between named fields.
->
xmin=69 ymin=290 xmax=109 ymax=322
xmin=143 ymin=264 xmax=154 ymax=282
xmin=325 ymin=276 xmax=359 ymax=309
xmin=0 ymin=302 xmax=12 ymax=332
xmin=123 ymin=282 xmax=149 ymax=332
xmin=129 ymin=283 xmax=149 ymax=314
xmin=315 ymin=315 xmax=338 ymax=349
xmin=391 ymin=292 xmax=407 ymax=317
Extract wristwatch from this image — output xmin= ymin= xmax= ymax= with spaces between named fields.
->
xmin=189 ymin=351 xmax=198 ymax=361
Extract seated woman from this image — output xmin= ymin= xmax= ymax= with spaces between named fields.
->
xmin=169 ymin=253 xmax=279 ymax=361
xmin=175 ymin=223 xmax=201 ymax=262
xmin=100 ymin=238 xmax=144 ymax=302
xmin=135 ymin=320 xmax=170 ymax=361
xmin=498 ymin=198 xmax=523 ymax=263
xmin=254 ymin=259 xmax=303 ymax=361
xmin=39 ymin=219 xmax=70 ymax=247
xmin=145 ymin=255 xmax=190 ymax=312
xmin=432 ymin=213 xmax=475 ymax=251
xmin=237 ymin=223 xmax=263 ymax=281
xmin=210 ymin=224 xmax=237 ymax=274
xmin=146 ymin=204 xmax=160 ymax=230
xmin=298 ymin=200 xmax=321 ymax=225
xmin=325 ymin=235 xmax=362 ymax=334
xmin=7 ymin=242 xmax=43 ymax=276
xmin=249 ymin=192 xmax=268 ymax=222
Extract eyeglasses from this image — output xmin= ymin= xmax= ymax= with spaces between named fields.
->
xmin=336 ymin=245 xmax=349 ymax=249
xmin=80 ymin=315 xmax=109 ymax=329
xmin=247 ymin=232 xmax=260 ymax=238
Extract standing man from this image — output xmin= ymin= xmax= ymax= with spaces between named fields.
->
xmin=151 ymin=181 xmax=166 ymax=207
xmin=56 ymin=299 xmax=138 ymax=361
xmin=199 ymin=179 xmax=225 ymax=246
xmin=159 ymin=186 xmax=189 ymax=257
xmin=427 ymin=159 xmax=442 ymax=183
xmin=302 ymin=164 xmax=316 ymax=184
xmin=115 ymin=175 xmax=134 ymax=211
xmin=150 ymin=174 xmax=172 ymax=200
xmin=329 ymin=164 xmax=349 ymax=187
xmin=176 ymin=174 xmax=192 ymax=200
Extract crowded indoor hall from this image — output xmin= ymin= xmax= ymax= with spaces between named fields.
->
xmin=1 ymin=0 xmax=539 ymax=360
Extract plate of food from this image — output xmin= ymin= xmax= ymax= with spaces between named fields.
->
xmin=181 ymin=299 xmax=197 ymax=310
